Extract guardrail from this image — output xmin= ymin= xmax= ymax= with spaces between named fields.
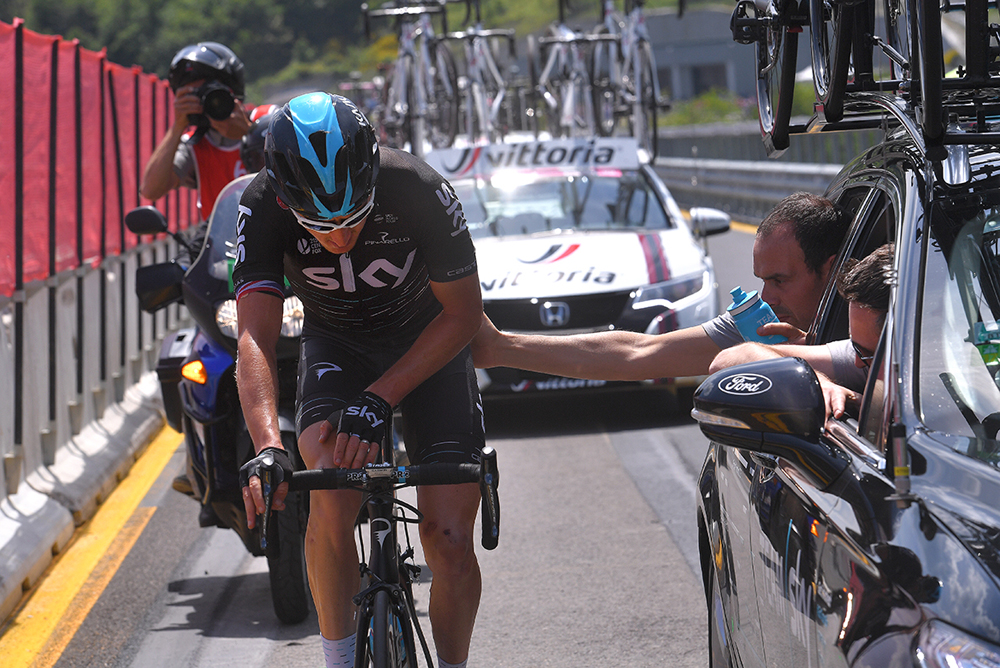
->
xmin=653 ymin=156 xmax=846 ymax=222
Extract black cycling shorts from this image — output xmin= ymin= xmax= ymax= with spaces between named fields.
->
xmin=296 ymin=325 xmax=486 ymax=466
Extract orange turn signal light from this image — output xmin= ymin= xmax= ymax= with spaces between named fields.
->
xmin=181 ymin=360 xmax=208 ymax=385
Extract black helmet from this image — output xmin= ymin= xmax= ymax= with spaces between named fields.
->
xmin=264 ymin=92 xmax=379 ymax=229
xmin=241 ymin=104 xmax=279 ymax=173
xmin=168 ymin=42 xmax=245 ymax=98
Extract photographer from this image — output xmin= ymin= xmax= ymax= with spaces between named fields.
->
xmin=140 ymin=41 xmax=251 ymax=507
xmin=140 ymin=42 xmax=252 ymax=228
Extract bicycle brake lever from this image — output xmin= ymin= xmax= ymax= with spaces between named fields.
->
xmin=260 ymin=467 xmax=274 ymax=552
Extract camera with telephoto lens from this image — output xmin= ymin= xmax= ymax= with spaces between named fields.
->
xmin=195 ymin=80 xmax=236 ymax=121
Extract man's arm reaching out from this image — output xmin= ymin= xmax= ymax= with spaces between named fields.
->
xmin=471 ymin=314 xmax=725 ymax=381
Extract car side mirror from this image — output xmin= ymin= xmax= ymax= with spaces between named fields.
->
xmin=691 ymin=356 xmax=849 ymax=488
xmin=688 ymin=207 xmax=731 ymax=237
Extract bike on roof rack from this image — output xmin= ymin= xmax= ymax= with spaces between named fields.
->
xmin=731 ymin=0 xmax=1000 ymax=160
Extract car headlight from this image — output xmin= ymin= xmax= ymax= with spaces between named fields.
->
xmin=631 ymin=271 xmax=706 ymax=310
xmin=916 ymin=620 xmax=1000 ymax=668
xmin=214 ymin=295 xmax=304 ymax=339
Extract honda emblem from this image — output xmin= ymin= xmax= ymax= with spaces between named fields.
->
xmin=540 ymin=301 xmax=570 ymax=328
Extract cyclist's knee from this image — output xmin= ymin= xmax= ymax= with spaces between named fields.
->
xmin=297 ymin=421 xmax=333 ymax=469
xmin=307 ymin=489 xmax=362 ymax=535
xmin=419 ymin=514 xmax=476 ymax=571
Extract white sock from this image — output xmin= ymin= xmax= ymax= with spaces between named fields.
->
xmin=438 ymin=656 xmax=468 ymax=668
xmin=322 ymin=634 xmax=357 ymax=668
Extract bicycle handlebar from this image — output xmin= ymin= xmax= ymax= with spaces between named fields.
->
xmin=275 ymin=446 xmax=501 ymax=551
xmin=362 ymin=1 xmax=449 ymax=40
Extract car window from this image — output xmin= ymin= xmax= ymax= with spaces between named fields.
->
xmin=453 ymin=170 xmax=670 ymax=239
xmin=816 ymin=187 xmax=894 ymax=346
xmin=918 ymin=198 xmax=1000 ymax=461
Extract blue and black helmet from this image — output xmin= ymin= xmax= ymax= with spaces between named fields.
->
xmin=264 ymin=92 xmax=379 ymax=225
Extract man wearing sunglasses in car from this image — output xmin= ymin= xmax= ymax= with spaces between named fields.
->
xmin=710 ymin=243 xmax=894 ymax=420
xmin=232 ymin=92 xmax=486 ymax=668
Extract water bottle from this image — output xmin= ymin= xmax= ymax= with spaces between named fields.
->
xmin=727 ymin=286 xmax=787 ymax=344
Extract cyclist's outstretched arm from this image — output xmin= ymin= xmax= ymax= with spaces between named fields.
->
xmin=236 ymin=291 xmax=287 ymax=528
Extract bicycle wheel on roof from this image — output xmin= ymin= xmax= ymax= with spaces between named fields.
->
xmin=809 ymin=0 xmax=853 ymax=123
xmin=632 ymin=39 xmax=658 ymax=159
xmin=750 ymin=0 xmax=799 ymax=155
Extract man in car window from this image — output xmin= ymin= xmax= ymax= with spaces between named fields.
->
xmin=709 ymin=243 xmax=894 ymax=419
xmin=472 ymin=192 xmax=847 ymax=380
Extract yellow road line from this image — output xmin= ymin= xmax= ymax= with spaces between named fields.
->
xmin=730 ymin=221 xmax=758 ymax=234
xmin=0 ymin=428 xmax=183 ymax=668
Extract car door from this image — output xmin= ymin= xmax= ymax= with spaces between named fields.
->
xmin=714 ymin=444 xmax=769 ymax=667
xmin=746 ymin=180 xmax=902 ymax=667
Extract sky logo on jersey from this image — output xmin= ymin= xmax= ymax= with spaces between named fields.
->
xmin=235 ymin=205 xmax=251 ymax=265
xmin=519 ymin=244 xmax=581 ymax=264
xmin=435 ymin=182 xmax=467 ymax=236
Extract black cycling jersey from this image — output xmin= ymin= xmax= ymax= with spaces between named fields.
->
xmin=232 ymin=147 xmax=478 ymax=341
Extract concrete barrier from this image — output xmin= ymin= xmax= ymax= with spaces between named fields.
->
xmin=0 ymin=237 xmax=186 ymax=625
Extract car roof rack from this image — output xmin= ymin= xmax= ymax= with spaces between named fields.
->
xmin=751 ymin=0 xmax=1000 ymax=161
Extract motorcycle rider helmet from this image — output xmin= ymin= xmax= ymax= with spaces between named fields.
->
xmin=241 ymin=104 xmax=279 ymax=173
xmin=168 ymin=41 xmax=245 ymax=99
xmin=264 ymin=92 xmax=379 ymax=231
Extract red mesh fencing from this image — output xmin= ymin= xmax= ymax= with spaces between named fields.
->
xmin=1 ymin=18 xmax=198 ymax=296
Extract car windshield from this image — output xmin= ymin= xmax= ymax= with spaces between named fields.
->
xmin=451 ymin=169 xmax=675 ymax=239
xmin=919 ymin=193 xmax=1000 ymax=462
xmin=203 ymin=173 xmax=255 ymax=285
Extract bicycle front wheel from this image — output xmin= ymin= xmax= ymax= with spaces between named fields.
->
xmin=632 ymin=40 xmax=659 ymax=159
xmin=368 ymin=590 xmax=415 ymax=668
xmin=810 ymin=0 xmax=853 ymax=123
xmin=590 ymin=28 xmax=619 ymax=137
xmin=755 ymin=0 xmax=798 ymax=155
xmin=379 ymin=59 xmax=415 ymax=150
xmin=426 ymin=42 xmax=459 ymax=149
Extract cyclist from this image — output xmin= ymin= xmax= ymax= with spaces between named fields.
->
xmin=234 ymin=92 xmax=485 ymax=668
xmin=140 ymin=41 xmax=252 ymax=225
xmin=472 ymin=192 xmax=860 ymax=387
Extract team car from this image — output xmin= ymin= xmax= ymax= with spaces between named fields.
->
xmin=692 ymin=114 xmax=1000 ymax=666
xmin=423 ymin=137 xmax=731 ymax=395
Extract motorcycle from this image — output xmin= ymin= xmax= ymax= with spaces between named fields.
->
xmin=125 ymin=174 xmax=310 ymax=625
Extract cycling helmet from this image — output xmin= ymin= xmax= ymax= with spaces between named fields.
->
xmin=264 ymin=92 xmax=379 ymax=229
xmin=240 ymin=104 xmax=279 ymax=173
xmin=168 ymin=42 xmax=245 ymax=99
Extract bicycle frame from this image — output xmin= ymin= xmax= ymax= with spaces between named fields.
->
xmin=353 ymin=461 xmax=424 ymax=668
xmin=452 ymin=26 xmax=513 ymax=144
xmin=537 ymin=24 xmax=599 ymax=136
xmin=273 ymin=427 xmax=500 ymax=668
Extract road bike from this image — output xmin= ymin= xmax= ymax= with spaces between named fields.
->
xmin=589 ymin=0 xmax=665 ymax=159
xmin=443 ymin=0 xmax=517 ymax=145
xmin=364 ymin=0 xmax=460 ymax=157
xmin=258 ymin=425 xmax=500 ymax=668
xmin=526 ymin=0 xmax=618 ymax=139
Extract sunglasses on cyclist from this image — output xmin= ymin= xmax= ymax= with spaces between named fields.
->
xmin=852 ymin=339 xmax=876 ymax=368
xmin=291 ymin=190 xmax=375 ymax=232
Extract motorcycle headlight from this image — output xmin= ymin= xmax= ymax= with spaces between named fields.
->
xmin=280 ymin=295 xmax=304 ymax=337
xmin=215 ymin=300 xmax=239 ymax=339
xmin=214 ymin=295 xmax=305 ymax=339
xmin=916 ymin=620 xmax=1000 ymax=668
xmin=631 ymin=271 xmax=707 ymax=310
